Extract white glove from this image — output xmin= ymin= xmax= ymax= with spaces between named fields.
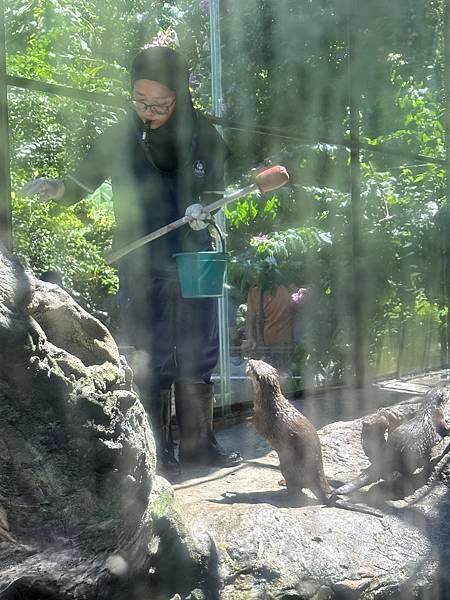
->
xmin=185 ymin=203 xmax=210 ymax=230
xmin=19 ymin=178 xmax=65 ymax=200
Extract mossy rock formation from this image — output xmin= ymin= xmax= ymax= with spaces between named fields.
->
xmin=0 ymin=241 xmax=214 ymax=599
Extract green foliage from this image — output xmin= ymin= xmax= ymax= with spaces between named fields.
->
xmin=225 ymin=53 xmax=448 ymax=383
xmin=4 ymin=0 xmax=449 ymax=386
xmin=229 ymin=226 xmax=331 ymax=293
xmin=12 ymin=186 xmax=118 ymax=316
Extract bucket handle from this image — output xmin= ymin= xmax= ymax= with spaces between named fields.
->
xmin=206 ymin=219 xmax=226 ymax=253
xmin=182 ymin=219 xmax=226 ymax=253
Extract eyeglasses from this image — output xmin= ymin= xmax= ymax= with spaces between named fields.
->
xmin=130 ymin=97 xmax=175 ymax=115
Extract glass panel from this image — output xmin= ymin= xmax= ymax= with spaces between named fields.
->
xmin=218 ymin=0 xmax=447 ymax=413
xmin=3 ymin=0 xmax=449 ymax=416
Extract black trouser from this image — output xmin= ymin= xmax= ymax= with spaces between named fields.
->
xmin=123 ymin=270 xmax=219 ymax=396
xmin=119 ymin=270 xmax=241 ymax=467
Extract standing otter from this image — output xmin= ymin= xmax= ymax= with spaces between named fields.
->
xmin=334 ymin=385 xmax=450 ymax=497
xmin=246 ymin=359 xmax=382 ymax=517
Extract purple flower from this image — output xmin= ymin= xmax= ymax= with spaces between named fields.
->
xmin=291 ymin=288 xmax=307 ymax=304
xmin=250 ymin=234 xmax=269 ymax=244
xmin=199 ymin=0 xmax=209 ymax=12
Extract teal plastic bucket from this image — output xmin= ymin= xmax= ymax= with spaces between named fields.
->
xmin=174 ymin=251 xmax=230 ymax=298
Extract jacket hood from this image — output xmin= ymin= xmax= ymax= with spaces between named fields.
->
xmin=130 ymin=46 xmax=193 ymax=109
xmin=130 ymin=46 xmax=195 ymax=171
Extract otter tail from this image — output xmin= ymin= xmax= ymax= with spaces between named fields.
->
xmin=326 ymin=494 xmax=383 ymax=518
xmin=332 ymin=467 xmax=378 ymax=496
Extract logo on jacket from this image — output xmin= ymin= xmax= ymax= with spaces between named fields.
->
xmin=193 ymin=160 xmax=206 ymax=178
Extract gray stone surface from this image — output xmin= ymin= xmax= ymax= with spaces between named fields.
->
xmin=28 ymin=276 xmax=121 ymax=367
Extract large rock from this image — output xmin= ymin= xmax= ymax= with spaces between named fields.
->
xmin=0 ymin=242 xmax=213 ymax=600
xmin=28 ymin=278 xmax=121 ymax=367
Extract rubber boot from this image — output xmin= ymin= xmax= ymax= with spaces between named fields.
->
xmin=152 ymin=389 xmax=180 ymax=479
xmin=175 ymin=381 xmax=242 ymax=467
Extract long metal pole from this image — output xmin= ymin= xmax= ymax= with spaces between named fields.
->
xmin=444 ymin=0 xmax=450 ymax=368
xmin=209 ymin=0 xmax=232 ymax=412
xmin=106 ymin=183 xmax=258 ymax=264
xmin=0 ymin=0 xmax=12 ymax=249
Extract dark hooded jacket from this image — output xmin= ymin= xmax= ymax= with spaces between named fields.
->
xmin=62 ymin=47 xmax=227 ymax=286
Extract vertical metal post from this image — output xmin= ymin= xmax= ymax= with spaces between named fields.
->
xmin=209 ymin=0 xmax=224 ymax=119
xmin=0 ymin=0 xmax=12 ymax=250
xmin=209 ymin=0 xmax=232 ymax=410
xmin=444 ymin=0 xmax=450 ymax=369
xmin=347 ymin=0 xmax=367 ymax=388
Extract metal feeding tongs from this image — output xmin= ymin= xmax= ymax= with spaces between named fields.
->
xmin=105 ymin=165 xmax=290 ymax=264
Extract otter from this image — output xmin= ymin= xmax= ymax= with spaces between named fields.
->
xmin=333 ymin=385 xmax=450 ymax=497
xmin=246 ymin=359 xmax=382 ymax=517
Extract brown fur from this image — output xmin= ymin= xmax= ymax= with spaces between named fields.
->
xmin=247 ymin=359 xmax=382 ymax=517
xmin=334 ymin=385 xmax=450 ymax=496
